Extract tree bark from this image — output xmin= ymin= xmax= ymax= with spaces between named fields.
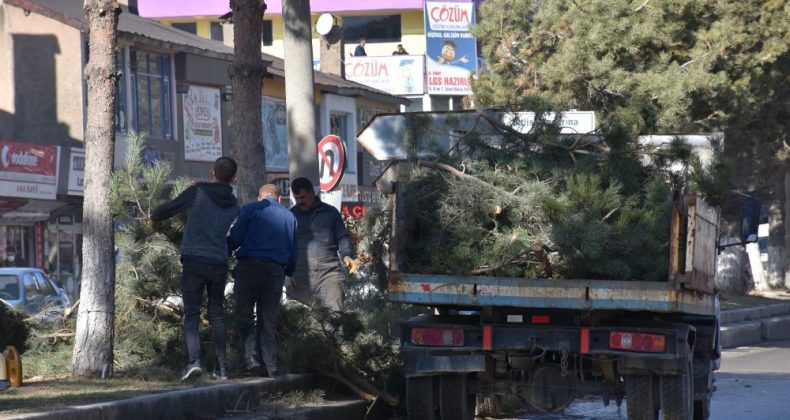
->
xmin=767 ymin=197 xmax=785 ymax=288
xmin=73 ymin=0 xmax=120 ymax=378
xmin=229 ymin=0 xmax=266 ymax=205
xmin=785 ymin=172 xmax=790 ymax=289
xmin=283 ymin=0 xmax=319 ymax=185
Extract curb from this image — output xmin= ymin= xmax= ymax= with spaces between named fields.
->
xmin=720 ymin=303 xmax=790 ymax=349
xmin=5 ymin=374 xmax=367 ymax=420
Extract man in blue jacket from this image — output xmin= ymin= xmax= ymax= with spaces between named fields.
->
xmin=228 ymin=184 xmax=298 ymax=377
xmin=150 ymin=157 xmax=239 ymax=381
xmin=289 ymin=178 xmax=357 ymax=312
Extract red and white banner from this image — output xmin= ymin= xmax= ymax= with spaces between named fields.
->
xmin=345 ymin=55 xmax=425 ymax=96
xmin=0 ymin=140 xmax=60 ymax=199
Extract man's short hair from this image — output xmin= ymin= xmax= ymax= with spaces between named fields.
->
xmin=258 ymin=184 xmax=279 ymax=198
xmin=290 ymin=177 xmax=315 ymax=195
xmin=213 ymin=157 xmax=237 ymax=183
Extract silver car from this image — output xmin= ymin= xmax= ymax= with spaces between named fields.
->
xmin=0 ymin=268 xmax=71 ymax=320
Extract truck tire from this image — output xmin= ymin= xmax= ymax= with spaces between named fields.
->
xmin=406 ymin=376 xmax=438 ymax=420
xmin=660 ymin=357 xmax=694 ymax=420
xmin=626 ymin=374 xmax=658 ymax=420
xmin=439 ymin=374 xmax=475 ymax=420
xmin=693 ymin=359 xmax=713 ymax=420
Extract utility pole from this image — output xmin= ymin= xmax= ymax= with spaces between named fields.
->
xmin=282 ymin=0 xmax=319 ymax=185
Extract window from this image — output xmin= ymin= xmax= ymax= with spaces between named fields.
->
xmin=116 ymin=49 xmax=127 ymax=132
xmin=330 ymin=111 xmax=356 ymax=173
xmin=342 ymin=15 xmax=402 ymax=43
xmin=0 ymin=275 xmax=19 ymax=300
xmin=130 ymin=49 xmax=173 ymax=139
xmin=23 ymin=273 xmax=40 ymax=301
xmin=210 ymin=22 xmax=224 ymax=42
xmin=172 ymin=22 xmax=197 ymax=35
xmin=34 ymin=272 xmax=57 ymax=297
xmin=262 ymin=20 xmax=274 ymax=46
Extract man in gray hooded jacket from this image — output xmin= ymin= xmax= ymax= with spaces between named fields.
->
xmin=150 ymin=157 xmax=239 ymax=381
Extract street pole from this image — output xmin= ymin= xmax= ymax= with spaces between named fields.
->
xmin=282 ymin=0 xmax=319 ymax=186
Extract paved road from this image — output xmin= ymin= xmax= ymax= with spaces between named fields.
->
xmin=512 ymin=339 xmax=790 ymax=419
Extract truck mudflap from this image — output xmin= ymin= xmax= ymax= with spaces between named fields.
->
xmin=403 ymin=352 xmax=486 ymax=377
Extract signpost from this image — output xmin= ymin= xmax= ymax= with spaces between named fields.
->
xmin=317 ymin=134 xmax=346 ymax=192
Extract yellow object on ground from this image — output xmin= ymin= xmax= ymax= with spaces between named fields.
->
xmin=4 ymin=346 xmax=22 ymax=388
xmin=0 ymin=352 xmax=6 ymax=380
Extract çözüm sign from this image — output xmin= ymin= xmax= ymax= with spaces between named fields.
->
xmin=424 ymin=0 xmax=478 ymax=95
xmin=345 ymin=55 xmax=425 ymax=96
xmin=0 ymin=140 xmax=60 ymax=200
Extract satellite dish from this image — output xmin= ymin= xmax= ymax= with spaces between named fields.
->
xmin=316 ymin=13 xmax=335 ymax=36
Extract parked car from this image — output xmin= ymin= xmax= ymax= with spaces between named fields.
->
xmin=0 ymin=268 xmax=71 ymax=320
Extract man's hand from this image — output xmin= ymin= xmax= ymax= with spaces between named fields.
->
xmin=285 ymin=277 xmax=296 ymax=293
xmin=343 ymin=256 xmax=359 ymax=274
xmin=147 ymin=218 xmax=157 ymax=232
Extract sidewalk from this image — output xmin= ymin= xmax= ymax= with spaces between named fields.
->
xmin=5 ymin=374 xmax=368 ymax=420
xmin=720 ymin=299 xmax=790 ymax=348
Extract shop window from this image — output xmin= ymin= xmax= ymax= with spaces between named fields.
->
xmin=342 ymin=15 xmax=402 ymax=43
xmin=210 ymin=22 xmax=224 ymax=42
xmin=130 ymin=49 xmax=173 ymax=139
xmin=172 ymin=22 xmax=197 ymax=35
xmin=330 ymin=111 xmax=356 ymax=173
xmin=116 ymin=48 xmax=128 ymax=132
xmin=262 ymin=20 xmax=273 ymax=46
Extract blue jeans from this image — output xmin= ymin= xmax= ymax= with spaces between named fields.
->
xmin=233 ymin=259 xmax=285 ymax=374
xmin=181 ymin=261 xmax=228 ymax=370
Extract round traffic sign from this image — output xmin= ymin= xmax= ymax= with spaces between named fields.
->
xmin=317 ymin=134 xmax=346 ymax=192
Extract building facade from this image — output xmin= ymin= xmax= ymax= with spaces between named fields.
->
xmin=0 ymin=0 xmax=400 ymax=293
xmin=138 ymin=0 xmax=482 ymax=113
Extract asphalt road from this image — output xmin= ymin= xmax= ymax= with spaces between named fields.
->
xmin=512 ymin=339 xmax=790 ymax=419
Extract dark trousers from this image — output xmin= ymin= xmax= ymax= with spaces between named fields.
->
xmin=181 ymin=261 xmax=228 ymax=369
xmin=233 ymin=259 xmax=285 ymax=374
xmin=291 ymin=258 xmax=345 ymax=311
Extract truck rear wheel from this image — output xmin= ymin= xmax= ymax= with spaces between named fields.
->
xmin=660 ymin=357 xmax=694 ymax=420
xmin=406 ymin=376 xmax=438 ymax=420
xmin=439 ymin=374 xmax=475 ymax=420
xmin=626 ymin=374 xmax=659 ymax=420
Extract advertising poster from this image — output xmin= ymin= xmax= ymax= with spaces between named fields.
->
xmin=345 ymin=55 xmax=425 ymax=95
xmin=0 ymin=140 xmax=60 ymax=199
xmin=262 ymin=96 xmax=288 ymax=172
xmin=183 ymin=85 xmax=222 ymax=162
xmin=67 ymin=147 xmax=85 ymax=196
xmin=424 ymin=0 xmax=478 ymax=95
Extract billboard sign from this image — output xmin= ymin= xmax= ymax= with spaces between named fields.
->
xmin=345 ymin=55 xmax=425 ymax=95
xmin=67 ymin=147 xmax=85 ymax=196
xmin=0 ymin=140 xmax=60 ymax=199
xmin=424 ymin=0 xmax=478 ymax=95
xmin=183 ymin=85 xmax=223 ymax=162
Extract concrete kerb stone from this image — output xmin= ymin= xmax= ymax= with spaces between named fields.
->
xmin=720 ymin=320 xmax=762 ymax=349
xmin=760 ymin=315 xmax=790 ymax=341
xmin=7 ymin=374 xmax=322 ymax=420
xmin=720 ymin=302 xmax=790 ymax=325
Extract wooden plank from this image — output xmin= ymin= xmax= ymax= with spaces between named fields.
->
xmin=668 ymin=191 xmax=685 ymax=284
xmin=389 ymin=273 xmax=717 ymax=316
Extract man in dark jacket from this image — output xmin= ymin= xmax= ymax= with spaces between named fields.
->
xmin=150 ymin=157 xmax=239 ymax=381
xmin=228 ymin=184 xmax=297 ymax=377
xmin=289 ymin=178 xmax=357 ymax=312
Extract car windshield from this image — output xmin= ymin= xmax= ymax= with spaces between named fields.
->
xmin=0 ymin=274 xmax=20 ymax=300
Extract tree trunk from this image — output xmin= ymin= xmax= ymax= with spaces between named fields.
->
xmin=73 ymin=0 xmax=120 ymax=378
xmin=785 ymin=172 xmax=790 ymax=289
xmin=229 ymin=0 xmax=266 ymax=205
xmin=283 ymin=0 xmax=319 ymax=185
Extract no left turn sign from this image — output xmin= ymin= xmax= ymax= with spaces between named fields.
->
xmin=318 ymin=134 xmax=346 ymax=192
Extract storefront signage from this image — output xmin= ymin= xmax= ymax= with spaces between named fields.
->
xmin=424 ymin=0 xmax=478 ymax=95
xmin=341 ymin=202 xmax=366 ymax=220
xmin=68 ymin=147 xmax=85 ymax=196
xmin=263 ymin=96 xmax=288 ymax=172
xmin=0 ymin=140 xmax=60 ymax=199
xmin=345 ymin=55 xmax=425 ymax=95
xmin=183 ymin=85 xmax=222 ymax=162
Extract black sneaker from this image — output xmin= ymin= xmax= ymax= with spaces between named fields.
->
xmin=181 ymin=361 xmax=203 ymax=382
xmin=212 ymin=368 xmax=228 ymax=380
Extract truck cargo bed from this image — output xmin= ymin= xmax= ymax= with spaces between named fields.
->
xmin=389 ymin=272 xmax=717 ymax=316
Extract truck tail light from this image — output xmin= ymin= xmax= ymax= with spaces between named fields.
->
xmin=411 ymin=327 xmax=464 ymax=346
xmin=609 ymin=332 xmax=666 ymax=353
